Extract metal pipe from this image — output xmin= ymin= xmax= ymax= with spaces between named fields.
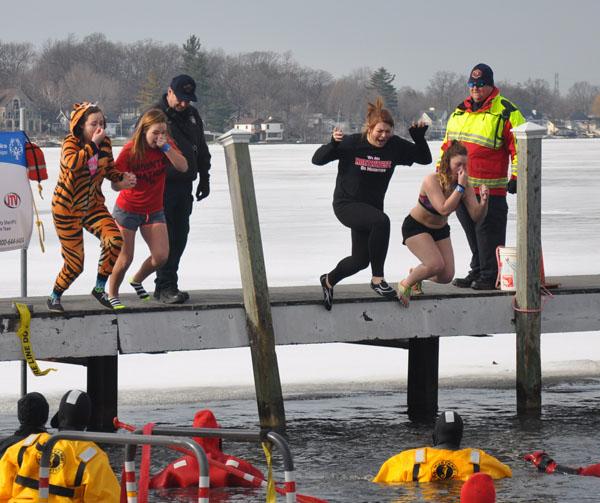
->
xmin=20 ymin=248 xmax=27 ymax=396
xmin=38 ymin=431 xmax=209 ymax=503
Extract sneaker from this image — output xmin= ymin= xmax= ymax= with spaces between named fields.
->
xmin=319 ymin=274 xmax=333 ymax=311
xmin=157 ymin=287 xmax=186 ymax=304
xmin=471 ymin=279 xmax=497 ymax=291
xmin=108 ymin=296 xmax=126 ymax=310
xmin=370 ymin=280 xmax=397 ymax=298
xmin=129 ymin=278 xmax=150 ymax=300
xmin=47 ymin=296 xmax=64 ymax=313
xmin=452 ymin=271 xmax=479 ymax=288
xmin=91 ymin=288 xmax=113 ymax=309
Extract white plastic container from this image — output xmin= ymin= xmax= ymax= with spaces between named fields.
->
xmin=496 ymin=246 xmax=517 ymax=291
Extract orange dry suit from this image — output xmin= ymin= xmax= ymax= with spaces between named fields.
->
xmin=149 ymin=410 xmax=264 ymax=488
xmin=51 ymin=102 xmax=124 ymax=294
xmin=0 ymin=432 xmax=119 ymax=502
xmin=373 ymin=446 xmax=512 ymax=483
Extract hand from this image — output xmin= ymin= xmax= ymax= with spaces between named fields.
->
xmin=121 ymin=172 xmax=136 ymax=189
xmin=408 ymin=122 xmax=428 ymax=142
xmin=196 ymin=179 xmax=210 ymax=201
xmin=479 ymin=184 xmax=489 ymax=202
xmin=507 ymin=178 xmax=517 ymax=194
xmin=332 ymin=127 xmax=344 ymax=143
xmin=92 ymin=127 xmax=105 ymax=146
xmin=524 ymin=451 xmax=557 ymax=473
xmin=156 ymin=133 xmax=168 ymax=150
xmin=457 ymin=167 xmax=468 ymax=187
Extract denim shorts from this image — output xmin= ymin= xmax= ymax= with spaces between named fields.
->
xmin=113 ymin=205 xmax=166 ymax=231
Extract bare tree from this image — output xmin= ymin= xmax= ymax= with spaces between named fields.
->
xmin=425 ymin=71 xmax=465 ymax=114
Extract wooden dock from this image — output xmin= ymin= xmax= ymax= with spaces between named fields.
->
xmin=1 ymin=275 xmax=599 ymax=427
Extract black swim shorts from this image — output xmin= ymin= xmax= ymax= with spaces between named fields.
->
xmin=402 ymin=214 xmax=450 ymax=245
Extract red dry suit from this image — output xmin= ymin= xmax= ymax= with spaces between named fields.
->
xmin=149 ymin=410 xmax=264 ymax=488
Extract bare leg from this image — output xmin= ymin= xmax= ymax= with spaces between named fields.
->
xmin=134 ymin=223 xmax=169 ymax=283
xmin=108 ymin=226 xmax=136 ymax=298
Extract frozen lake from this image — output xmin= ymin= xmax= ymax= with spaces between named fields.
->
xmin=0 ymin=139 xmax=599 ymax=396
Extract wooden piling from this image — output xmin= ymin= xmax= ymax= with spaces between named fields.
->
xmin=512 ymin=122 xmax=546 ymax=416
xmin=407 ymin=337 xmax=439 ymax=421
xmin=87 ymin=356 xmax=118 ymax=432
xmin=217 ymin=129 xmax=286 ymax=432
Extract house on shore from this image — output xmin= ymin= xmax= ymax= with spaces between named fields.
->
xmin=0 ymin=88 xmax=43 ymax=133
xmin=234 ymin=116 xmax=284 ymax=142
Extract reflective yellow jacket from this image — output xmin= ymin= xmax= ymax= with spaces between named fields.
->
xmin=0 ymin=432 xmax=119 ymax=502
xmin=373 ymin=446 xmax=512 ymax=483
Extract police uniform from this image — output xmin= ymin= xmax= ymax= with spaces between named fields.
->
xmin=373 ymin=446 xmax=512 ymax=483
xmin=0 ymin=432 xmax=119 ymax=502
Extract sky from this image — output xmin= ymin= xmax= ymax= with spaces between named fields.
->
xmin=2 ymin=1 xmax=600 ymax=93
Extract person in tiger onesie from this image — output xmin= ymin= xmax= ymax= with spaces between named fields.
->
xmin=47 ymin=102 xmax=136 ymax=313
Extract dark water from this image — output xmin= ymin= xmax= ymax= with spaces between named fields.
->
xmin=2 ymin=380 xmax=600 ymax=502
xmin=110 ymin=380 xmax=600 ymax=502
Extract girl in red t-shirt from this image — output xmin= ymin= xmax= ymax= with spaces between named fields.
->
xmin=107 ymin=108 xmax=188 ymax=309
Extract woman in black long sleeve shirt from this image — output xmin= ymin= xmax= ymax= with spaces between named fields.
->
xmin=312 ymin=97 xmax=431 ymax=310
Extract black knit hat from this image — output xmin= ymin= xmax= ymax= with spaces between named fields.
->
xmin=468 ymin=63 xmax=494 ymax=87
xmin=433 ymin=410 xmax=464 ymax=448
xmin=17 ymin=392 xmax=49 ymax=427
xmin=50 ymin=390 xmax=91 ymax=431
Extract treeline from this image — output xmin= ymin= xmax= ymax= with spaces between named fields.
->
xmin=1 ymin=34 xmax=599 ymax=139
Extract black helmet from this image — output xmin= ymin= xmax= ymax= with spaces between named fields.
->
xmin=50 ymin=390 xmax=91 ymax=431
xmin=17 ymin=392 xmax=49 ymax=427
xmin=432 ymin=410 xmax=463 ymax=449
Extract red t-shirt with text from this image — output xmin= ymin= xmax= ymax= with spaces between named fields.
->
xmin=115 ymin=141 xmax=173 ymax=214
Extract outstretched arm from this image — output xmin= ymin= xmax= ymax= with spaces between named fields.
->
xmin=312 ymin=127 xmax=344 ymax=165
xmin=408 ymin=122 xmax=432 ymax=165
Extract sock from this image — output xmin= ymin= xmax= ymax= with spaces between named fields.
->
xmin=50 ymin=291 xmax=62 ymax=300
xmin=95 ymin=275 xmax=108 ymax=291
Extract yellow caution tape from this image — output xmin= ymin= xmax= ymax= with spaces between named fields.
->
xmin=32 ymin=191 xmax=45 ymax=253
xmin=14 ymin=303 xmax=57 ymax=376
xmin=261 ymin=441 xmax=277 ymax=503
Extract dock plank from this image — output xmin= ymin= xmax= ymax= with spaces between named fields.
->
xmin=0 ymin=275 xmax=599 ymax=361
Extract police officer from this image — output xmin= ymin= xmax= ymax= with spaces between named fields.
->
xmin=153 ymin=74 xmax=212 ymax=304
xmin=0 ymin=390 xmax=120 ymax=502
xmin=372 ymin=411 xmax=512 ymax=483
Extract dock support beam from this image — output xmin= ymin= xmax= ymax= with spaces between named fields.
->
xmin=218 ymin=129 xmax=286 ymax=432
xmin=87 ymin=356 xmax=118 ymax=432
xmin=407 ymin=337 xmax=439 ymax=421
xmin=513 ymin=122 xmax=546 ymax=416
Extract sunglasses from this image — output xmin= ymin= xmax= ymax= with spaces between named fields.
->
xmin=468 ymin=81 xmax=487 ymax=89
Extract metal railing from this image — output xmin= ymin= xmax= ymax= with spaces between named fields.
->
xmin=37 ymin=431 xmax=209 ymax=503
xmin=125 ymin=426 xmax=297 ymax=503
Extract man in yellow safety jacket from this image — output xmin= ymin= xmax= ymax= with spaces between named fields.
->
xmin=0 ymin=390 xmax=119 ymax=502
xmin=373 ymin=411 xmax=512 ymax=483
xmin=441 ymin=63 xmax=525 ymax=290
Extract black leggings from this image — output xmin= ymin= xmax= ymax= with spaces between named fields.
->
xmin=328 ymin=202 xmax=391 ymax=286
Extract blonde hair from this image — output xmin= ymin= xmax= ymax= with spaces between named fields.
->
xmin=438 ymin=140 xmax=467 ymax=193
xmin=131 ymin=109 xmax=168 ymax=162
xmin=362 ymin=96 xmax=394 ymax=135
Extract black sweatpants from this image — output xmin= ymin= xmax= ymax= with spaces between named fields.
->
xmin=155 ymin=182 xmax=194 ymax=292
xmin=328 ymin=202 xmax=391 ymax=286
xmin=455 ymin=195 xmax=508 ymax=283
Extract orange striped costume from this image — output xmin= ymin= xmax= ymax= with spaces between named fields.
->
xmin=51 ymin=104 xmax=123 ymax=295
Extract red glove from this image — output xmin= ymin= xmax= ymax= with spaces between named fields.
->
xmin=524 ymin=451 xmax=557 ymax=474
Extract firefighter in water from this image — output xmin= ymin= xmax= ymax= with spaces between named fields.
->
xmin=0 ymin=390 xmax=119 ymax=502
xmin=372 ymin=411 xmax=512 ymax=483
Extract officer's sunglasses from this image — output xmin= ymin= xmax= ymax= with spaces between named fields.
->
xmin=468 ymin=81 xmax=487 ymax=89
